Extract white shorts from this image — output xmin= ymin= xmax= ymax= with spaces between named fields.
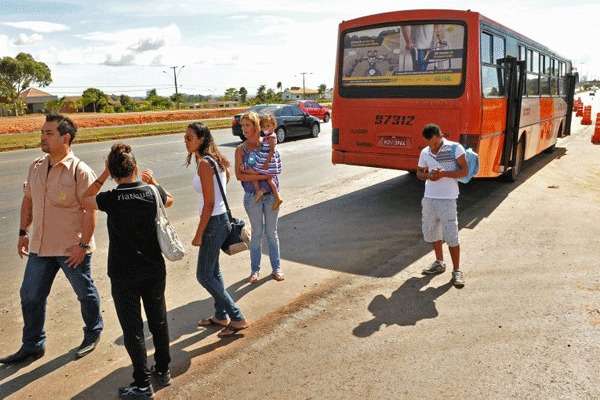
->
xmin=421 ymin=198 xmax=459 ymax=247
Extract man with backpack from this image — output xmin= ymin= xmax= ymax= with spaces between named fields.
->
xmin=0 ymin=114 xmax=103 ymax=365
xmin=416 ymin=123 xmax=468 ymax=288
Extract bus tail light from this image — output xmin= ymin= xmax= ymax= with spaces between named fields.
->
xmin=332 ymin=128 xmax=340 ymax=145
xmin=459 ymin=134 xmax=480 ymax=152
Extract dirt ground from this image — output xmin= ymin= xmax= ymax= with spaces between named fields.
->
xmin=0 ymin=107 xmax=246 ymax=134
xmin=164 ymin=100 xmax=600 ymax=399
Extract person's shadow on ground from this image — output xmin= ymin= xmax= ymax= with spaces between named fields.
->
xmin=353 ymin=274 xmax=453 ymax=338
xmin=114 ymin=276 xmax=270 ymax=346
xmin=1 ymin=277 xmax=270 ymax=400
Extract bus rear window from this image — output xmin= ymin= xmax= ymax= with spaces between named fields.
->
xmin=341 ymin=23 xmax=465 ymax=88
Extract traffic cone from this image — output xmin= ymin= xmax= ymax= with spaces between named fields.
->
xmin=574 ymin=97 xmax=582 ymax=112
xmin=592 ymin=113 xmax=600 ymax=144
xmin=582 ymin=106 xmax=593 ymax=125
xmin=576 ymin=103 xmax=584 ymax=117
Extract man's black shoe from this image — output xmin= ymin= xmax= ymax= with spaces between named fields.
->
xmin=151 ymin=365 xmax=172 ymax=387
xmin=75 ymin=335 xmax=100 ymax=359
xmin=118 ymin=383 xmax=154 ymax=399
xmin=0 ymin=347 xmax=45 ymax=364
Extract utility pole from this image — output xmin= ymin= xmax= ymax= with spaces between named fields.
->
xmin=297 ymin=72 xmax=313 ymax=99
xmin=164 ymin=65 xmax=185 ymax=95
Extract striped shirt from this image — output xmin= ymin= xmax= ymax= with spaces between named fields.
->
xmin=251 ymin=135 xmax=282 ymax=175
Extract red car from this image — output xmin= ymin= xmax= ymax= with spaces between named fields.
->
xmin=296 ymin=100 xmax=331 ymax=123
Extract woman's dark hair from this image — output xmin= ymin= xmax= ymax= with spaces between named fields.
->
xmin=422 ymin=123 xmax=442 ymax=140
xmin=186 ymin=122 xmax=230 ymax=171
xmin=107 ymin=143 xmax=137 ymax=179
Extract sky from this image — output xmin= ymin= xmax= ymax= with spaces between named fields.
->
xmin=0 ymin=0 xmax=598 ymax=98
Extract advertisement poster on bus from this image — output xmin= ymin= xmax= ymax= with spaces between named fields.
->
xmin=342 ymin=23 xmax=465 ymax=87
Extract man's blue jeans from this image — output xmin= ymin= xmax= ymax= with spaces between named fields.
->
xmin=20 ymin=253 xmax=103 ymax=352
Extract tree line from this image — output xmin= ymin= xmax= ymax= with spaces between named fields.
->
xmin=1 ymin=53 xmax=330 ymax=116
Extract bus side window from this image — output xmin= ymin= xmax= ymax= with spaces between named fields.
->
xmin=493 ymin=35 xmax=505 ymax=63
xmin=519 ymin=45 xmax=527 ymax=95
xmin=481 ymin=32 xmax=506 ymax=98
xmin=481 ymin=32 xmax=492 ymax=63
xmin=527 ymin=50 xmax=540 ymax=97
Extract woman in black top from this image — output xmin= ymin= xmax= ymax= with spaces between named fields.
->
xmin=82 ymin=143 xmax=174 ymax=400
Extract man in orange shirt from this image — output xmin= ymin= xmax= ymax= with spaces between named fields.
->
xmin=0 ymin=114 xmax=103 ymax=364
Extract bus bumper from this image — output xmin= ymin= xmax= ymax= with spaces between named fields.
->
xmin=332 ymin=149 xmax=419 ymax=171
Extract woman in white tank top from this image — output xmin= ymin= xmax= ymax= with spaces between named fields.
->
xmin=192 ymin=167 xmax=227 ymax=216
xmin=184 ymin=122 xmax=248 ymax=337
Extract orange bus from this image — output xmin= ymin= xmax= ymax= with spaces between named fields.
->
xmin=332 ymin=9 xmax=577 ymax=181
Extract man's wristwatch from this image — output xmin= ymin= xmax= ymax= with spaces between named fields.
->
xmin=19 ymin=229 xmax=28 ymax=237
xmin=78 ymin=242 xmax=91 ymax=250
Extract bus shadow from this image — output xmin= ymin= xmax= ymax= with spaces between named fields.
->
xmin=275 ymin=147 xmax=566 ymax=278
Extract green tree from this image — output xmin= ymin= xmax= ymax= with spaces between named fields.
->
xmin=119 ymin=94 xmax=136 ymax=111
xmin=239 ymin=87 xmax=248 ymax=103
xmin=44 ymin=97 xmax=64 ymax=113
xmin=266 ymin=88 xmax=277 ymax=102
xmin=256 ymin=84 xmax=267 ymax=103
xmin=145 ymin=88 xmax=172 ymax=110
xmin=276 ymin=81 xmax=282 ymax=92
xmin=82 ymin=87 xmax=108 ymax=113
xmin=170 ymin=93 xmax=185 ymax=109
xmin=0 ymin=53 xmax=52 ymax=116
xmin=146 ymin=88 xmax=158 ymax=98
xmin=224 ymin=87 xmax=239 ymax=101
xmin=318 ymin=83 xmax=327 ymax=96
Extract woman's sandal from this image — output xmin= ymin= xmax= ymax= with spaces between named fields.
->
xmin=218 ymin=323 xmax=249 ymax=338
xmin=271 ymin=272 xmax=285 ymax=281
xmin=249 ymin=272 xmax=259 ymax=284
xmin=198 ymin=317 xmax=229 ymax=328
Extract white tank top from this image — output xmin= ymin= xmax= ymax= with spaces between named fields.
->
xmin=192 ymin=166 xmax=227 ymax=216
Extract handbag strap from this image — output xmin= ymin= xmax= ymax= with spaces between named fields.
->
xmin=148 ymin=184 xmax=166 ymax=222
xmin=203 ymin=156 xmax=233 ymax=220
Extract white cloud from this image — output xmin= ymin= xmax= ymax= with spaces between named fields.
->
xmin=151 ymin=55 xmax=164 ymax=66
xmin=13 ymin=33 xmax=44 ymax=46
xmin=103 ymin=53 xmax=136 ymax=66
xmin=79 ymin=24 xmax=181 ymax=47
xmin=1 ymin=21 xmax=69 ymax=33
xmin=129 ymin=38 xmax=166 ymax=53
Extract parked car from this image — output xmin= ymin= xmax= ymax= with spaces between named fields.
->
xmin=295 ymin=100 xmax=331 ymax=123
xmin=231 ymin=104 xmax=280 ymax=138
xmin=232 ymin=104 xmax=320 ymax=143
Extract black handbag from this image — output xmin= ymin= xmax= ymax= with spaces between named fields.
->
xmin=204 ymin=157 xmax=251 ymax=255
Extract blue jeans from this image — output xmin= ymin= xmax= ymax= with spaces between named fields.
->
xmin=243 ymin=192 xmax=281 ymax=274
xmin=20 ymin=253 xmax=103 ymax=352
xmin=413 ymin=49 xmax=428 ymax=72
xmin=196 ymin=214 xmax=244 ymax=322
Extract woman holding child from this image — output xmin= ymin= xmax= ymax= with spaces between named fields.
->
xmin=235 ymin=112 xmax=285 ymax=284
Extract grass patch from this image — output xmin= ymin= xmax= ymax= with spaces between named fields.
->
xmin=0 ymin=118 xmax=232 ymax=152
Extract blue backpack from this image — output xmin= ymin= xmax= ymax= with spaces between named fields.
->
xmin=453 ymin=144 xmax=480 ymax=184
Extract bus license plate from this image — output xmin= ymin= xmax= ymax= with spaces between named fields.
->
xmin=379 ymin=136 xmax=410 ymax=147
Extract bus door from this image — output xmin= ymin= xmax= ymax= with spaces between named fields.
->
xmin=562 ymin=72 xmax=578 ymax=136
xmin=498 ymin=56 xmax=526 ymax=173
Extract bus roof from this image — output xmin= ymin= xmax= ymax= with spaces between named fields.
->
xmin=340 ymin=9 xmax=570 ymax=64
